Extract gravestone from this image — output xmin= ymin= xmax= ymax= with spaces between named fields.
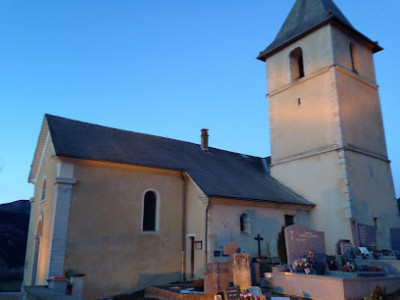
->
xmin=390 ymin=228 xmax=400 ymax=250
xmin=284 ymin=224 xmax=325 ymax=266
xmin=250 ymin=262 xmax=260 ymax=286
xmin=335 ymin=239 xmax=351 ymax=255
xmin=233 ymin=253 xmax=251 ymax=291
xmin=204 ymin=242 xmax=241 ymax=293
xmin=224 ymin=242 xmax=241 ymax=258
xmin=204 ymin=261 xmax=232 ymax=293
xmin=224 ymin=286 xmax=240 ymax=300
xmin=357 ymin=223 xmax=376 ymax=248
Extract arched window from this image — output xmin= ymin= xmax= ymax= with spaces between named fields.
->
xmin=142 ymin=191 xmax=157 ymax=232
xmin=290 ymin=47 xmax=304 ymax=81
xmin=349 ymin=43 xmax=359 ymax=73
xmin=240 ymin=213 xmax=250 ymax=233
xmin=40 ymin=178 xmax=46 ymax=201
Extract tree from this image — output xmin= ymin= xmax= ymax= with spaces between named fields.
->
xmin=277 ymin=226 xmax=287 ymax=264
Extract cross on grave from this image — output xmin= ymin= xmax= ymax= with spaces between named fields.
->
xmin=224 ymin=242 xmax=241 ymax=260
xmin=254 ymin=234 xmax=264 ymax=258
xmin=289 ymin=229 xmax=294 ymax=241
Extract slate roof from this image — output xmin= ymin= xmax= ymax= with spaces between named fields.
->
xmin=257 ymin=0 xmax=382 ymax=61
xmin=44 ymin=114 xmax=313 ymax=207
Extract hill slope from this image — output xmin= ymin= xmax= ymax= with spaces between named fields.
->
xmin=0 ymin=200 xmax=30 ymax=281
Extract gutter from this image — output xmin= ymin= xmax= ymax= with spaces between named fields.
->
xmin=180 ymin=172 xmax=187 ymax=282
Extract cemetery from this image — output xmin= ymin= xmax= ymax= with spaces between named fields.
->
xmin=144 ymin=224 xmax=400 ymax=300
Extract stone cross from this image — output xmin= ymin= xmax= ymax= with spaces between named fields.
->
xmin=254 ymin=234 xmax=264 ymax=258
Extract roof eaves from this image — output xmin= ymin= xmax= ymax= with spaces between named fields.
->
xmin=207 ymin=194 xmax=315 ymax=207
xmin=54 ymin=154 xmax=186 ymax=173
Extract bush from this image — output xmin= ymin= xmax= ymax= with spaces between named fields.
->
xmin=277 ymin=226 xmax=287 ymax=264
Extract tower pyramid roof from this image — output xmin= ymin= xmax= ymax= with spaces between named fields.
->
xmin=257 ymin=0 xmax=382 ymax=61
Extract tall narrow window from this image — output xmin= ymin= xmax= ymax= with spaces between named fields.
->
xmin=240 ymin=213 xmax=250 ymax=233
xmin=40 ymin=178 xmax=46 ymax=201
xmin=142 ymin=191 xmax=157 ymax=232
xmin=349 ymin=43 xmax=359 ymax=73
xmin=290 ymin=47 xmax=304 ymax=80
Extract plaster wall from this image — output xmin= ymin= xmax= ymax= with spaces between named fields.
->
xmin=271 ymin=151 xmax=350 ymax=255
xmin=336 ymin=71 xmax=386 ymax=155
xmin=65 ymin=160 xmax=184 ymax=299
xmin=331 ymin=26 xmax=376 ymax=82
xmin=184 ymin=176 xmax=207 ymax=280
xmin=266 ymin=25 xmax=334 ymax=93
xmin=346 ymin=151 xmax=399 ymax=249
xmin=207 ymin=198 xmax=301 ymax=260
xmin=24 ymin=138 xmax=57 ymax=286
xmin=268 ymin=68 xmax=341 ymax=162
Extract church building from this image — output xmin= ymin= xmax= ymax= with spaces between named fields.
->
xmin=23 ymin=0 xmax=399 ymax=299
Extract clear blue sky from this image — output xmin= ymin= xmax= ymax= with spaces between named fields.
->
xmin=0 ymin=0 xmax=399 ymax=204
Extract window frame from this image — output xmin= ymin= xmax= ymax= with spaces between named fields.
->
xmin=40 ymin=176 xmax=47 ymax=203
xmin=141 ymin=189 xmax=160 ymax=234
xmin=290 ymin=47 xmax=305 ymax=81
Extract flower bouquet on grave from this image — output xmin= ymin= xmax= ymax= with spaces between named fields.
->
xmin=342 ymin=260 xmax=357 ymax=272
xmin=293 ymin=257 xmax=313 ymax=273
xmin=238 ymin=292 xmax=254 ymax=299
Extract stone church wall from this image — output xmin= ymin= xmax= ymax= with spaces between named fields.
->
xmin=207 ymin=198 xmax=302 ymax=260
xmin=65 ymin=160 xmax=184 ymax=299
xmin=24 ymin=136 xmax=58 ymax=286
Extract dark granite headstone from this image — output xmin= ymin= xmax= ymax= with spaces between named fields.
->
xmin=224 ymin=286 xmax=240 ymax=300
xmin=357 ymin=223 xmax=376 ymax=248
xmin=284 ymin=224 xmax=325 ymax=266
xmin=335 ymin=239 xmax=351 ymax=255
xmin=390 ymin=228 xmax=400 ymax=250
xmin=250 ymin=263 xmax=260 ymax=286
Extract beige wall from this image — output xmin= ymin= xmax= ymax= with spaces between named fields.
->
xmin=266 ymin=22 xmax=398 ymax=253
xmin=269 ymin=68 xmax=341 ymax=162
xmin=24 ymin=137 xmax=57 ymax=286
xmin=346 ymin=151 xmax=400 ymax=249
xmin=184 ymin=176 xmax=207 ymax=280
xmin=336 ymin=71 xmax=386 ymax=155
xmin=271 ymin=151 xmax=351 ymax=255
xmin=64 ymin=160 xmax=184 ymax=299
xmin=266 ymin=25 xmax=334 ymax=93
xmin=331 ymin=26 xmax=376 ymax=83
xmin=207 ymin=198 xmax=305 ymax=260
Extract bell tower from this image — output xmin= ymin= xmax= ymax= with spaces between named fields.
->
xmin=258 ymin=0 xmax=399 ymax=252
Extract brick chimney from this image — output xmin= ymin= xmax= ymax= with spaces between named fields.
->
xmin=201 ymin=129 xmax=209 ymax=150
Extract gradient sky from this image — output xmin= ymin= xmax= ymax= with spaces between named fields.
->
xmin=0 ymin=0 xmax=399 ymax=204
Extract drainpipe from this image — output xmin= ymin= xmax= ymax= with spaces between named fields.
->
xmin=180 ymin=172 xmax=186 ymax=282
xmin=205 ymin=197 xmax=212 ymax=264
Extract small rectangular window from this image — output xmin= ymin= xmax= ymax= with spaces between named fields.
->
xmin=285 ymin=215 xmax=294 ymax=227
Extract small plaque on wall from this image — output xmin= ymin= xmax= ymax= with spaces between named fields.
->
xmin=195 ymin=241 xmax=203 ymax=250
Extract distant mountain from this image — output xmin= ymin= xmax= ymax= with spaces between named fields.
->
xmin=0 ymin=200 xmax=31 ymax=215
xmin=0 ymin=200 xmax=30 ymax=281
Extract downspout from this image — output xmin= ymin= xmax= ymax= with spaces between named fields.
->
xmin=205 ymin=197 xmax=212 ymax=264
xmin=180 ymin=172 xmax=186 ymax=282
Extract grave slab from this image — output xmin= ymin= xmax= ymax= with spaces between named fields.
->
xmin=390 ymin=228 xmax=400 ymax=250
xmin=284 ymin=224 xmax=325 ymax=266
xmin=357 ymin=223 xmax=376 ymax=248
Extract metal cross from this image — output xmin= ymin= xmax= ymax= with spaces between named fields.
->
xmin=254 ymin=234 xmax=264 ymax=258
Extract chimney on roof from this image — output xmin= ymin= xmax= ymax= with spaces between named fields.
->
xmin=201 ymin=129 xmax=209 ymax=150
